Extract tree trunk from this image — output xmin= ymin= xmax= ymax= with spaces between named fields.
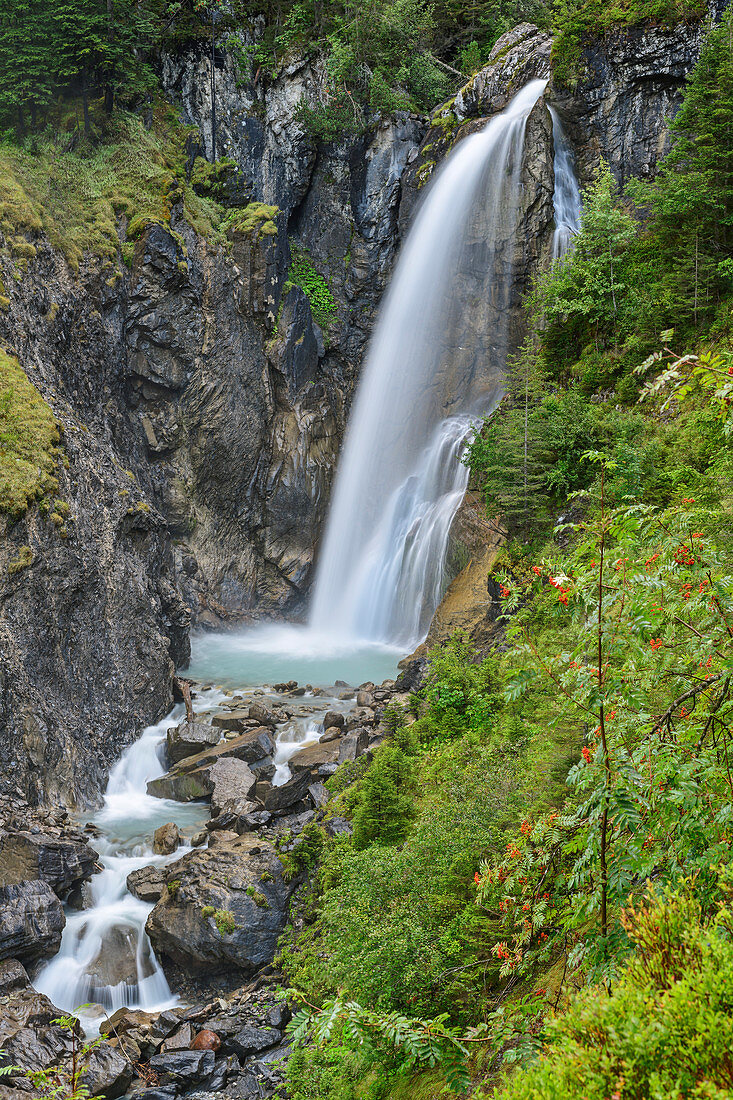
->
xmin=210 ymin=9 xmax=217 ymax=160
xmin=81 ymin=72 xmax=91 ymax=135
xmin=105 ymin=0 xmax=115 ymax=114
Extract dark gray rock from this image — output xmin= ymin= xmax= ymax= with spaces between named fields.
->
xmin=0 ymin=881 xmax=65 ymax=963
xmin=0 ymin=831 xmax=96 ymax=896
xmin=229 ymin=1025 xmax=282 ymax=1058
xmin=260 ymin=769 xmax=312 ymax=813
xmin=167 ymin=720 xmax=222 ymax=764
xmin=0 ymin=983 xmax=131 ymax=1098
xmin=127 ymin=863 xmax=167 ymax=902
xmin=149 ymin=1049 xmax=216 ymax=1084
xmin=321 ymin=710 xmax=344 ymax=730
xmin=550 ymin=21 xmax=708 ymax=186
xmin=83 ymin=1044 xmax=134 ymax=1099
xmin=145 ymin=834 xmax=295 ymax=973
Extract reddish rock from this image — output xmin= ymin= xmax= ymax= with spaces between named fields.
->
xmin=191 ymin=1029 xmax=221 ymax=1051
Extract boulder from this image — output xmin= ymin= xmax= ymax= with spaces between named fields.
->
xmin=145 ymin=834 xmax=295 ymax=973
xmin=83 ymin=1044 xmax=134 ymax=1099
xmin=153 ymin=823 xmax=182 ymax=855
xmin=260 ymin=769 xmax=312 ymax=813
xmin=127 ymin=864 xmax=166 ymax=902
xmin=211 ymin=710 xmax=251 ymax=733
xmin=161 ymin=1023 xmax=196 ymax=1052
xmin=0 ymin=979 xmax=131 ymax=1099
xmin=0 ymin=881 xmax=65 ymax=964
xmin=0 ymin=831 xmax=96 ymax=897
xmin=248 ymin=703 xmax=278 ymax=728
xmin=209 ymin=759 xmax=258 ymax=815
xmin=321 ymin=726 xmax=342 ymax=743
xmin=84 ymin=925 xmax=156 ymax=989
xmin=338 ymin=729 xmax=370 ymax=764
xmin=147 ymin=730 xmax=273 ymax=803
xmin=229 ymin=1025 xmax=281 ymax=1058
xmin=148 ymin=1050 xmax=216 ymax=1085
xmin=288 ymin=741 xmax=340 ymax=774
xmin=191 ymin=1029 xmax=221 ymax=1051
xmin=0 ymin=959 xmax=31 ymax=994
xmin=308 ymin=782 xmax=330 ymax=809
xmin=166 ymin=720 xmax=221 ymax=764
xmin=356 ymin=690 xmax=373 ymax=707
xmin=321 ymin=710 xmax=344 ymax=730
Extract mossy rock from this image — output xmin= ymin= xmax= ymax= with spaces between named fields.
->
xmin=8 ymin=545 xmax=33 ymax=576
xmin=225 ymin=202 xmax=280 ymax=240
xmin=0 ymin=349 xmax=60 ymax=516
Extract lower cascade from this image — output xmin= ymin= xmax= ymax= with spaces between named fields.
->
xmin=31 ymin=75 xmax=580 ymax=1033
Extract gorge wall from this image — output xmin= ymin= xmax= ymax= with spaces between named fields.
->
xmin=0 ymin=16 xmax=713 ymax=805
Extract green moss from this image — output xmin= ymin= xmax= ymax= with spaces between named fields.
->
xmin=416 ymin=160 xmax=436 ymax=189
xmin=10 ymin=238 xmax=37 ymax=262
xmin=0 ymin=103 xmax=231 ymax=273
xmin=201 ymin=905 xmax=215 ymax=918
xmin=167 ymin=879 xmax=181 ymax=897
xmin=8 ymin=545 xmax=33 ymax=576
xmin=0 ymin=348 xmax=60 ymax=515
xmin=224 ymin=201 xmax=280 ymax=240
xmin=213 ymin=907 xmax=236 ymax=935
xmin=246 ymin=885 xmax=271 ymax=909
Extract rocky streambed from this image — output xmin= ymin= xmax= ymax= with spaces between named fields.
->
xmin=0 ymin=661 xmax=417 ymax=1100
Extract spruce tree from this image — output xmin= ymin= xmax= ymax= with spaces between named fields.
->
xmin=352 ymin=742 xmax=415 ymax=849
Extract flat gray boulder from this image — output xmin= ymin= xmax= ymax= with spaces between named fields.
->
xmin=166 ymin=720 xmax=221 ymax=764
xmin=0 ymin=831 xmax=95 ymax=896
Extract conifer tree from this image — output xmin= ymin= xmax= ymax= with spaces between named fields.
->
xmin=352 ymin=742 xmax=415 ymax=849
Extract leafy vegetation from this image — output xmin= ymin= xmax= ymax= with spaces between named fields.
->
xmin=285 ymin=246 xmax=338 ymax=328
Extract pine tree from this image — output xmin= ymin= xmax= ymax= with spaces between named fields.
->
xmin=464 ymin=339 xmax=550 ymax=539
xmin=352 ymin=742 xmax=415 ymax=849
xmin=0 ymin=0 xmax=55 ymax=133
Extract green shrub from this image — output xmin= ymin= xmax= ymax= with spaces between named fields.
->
xmin=499 ymin=892 xmax=733 ymax=1099
xmin=286 ymin=245 xmax=338 ymax=328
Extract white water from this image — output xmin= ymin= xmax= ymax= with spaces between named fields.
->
xmin=34 ymin=694 xmax=223 ymax=1029
xmin=309 ymin=79 xmax=548 ymax=650
xmin=550 ymin=108 xmax=582 ymax=259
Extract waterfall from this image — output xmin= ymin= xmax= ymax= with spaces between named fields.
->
xmin=550 ymin=108 xmax=582 ymax=259
xmin=309 ymin=78 xmax=549 ymax=649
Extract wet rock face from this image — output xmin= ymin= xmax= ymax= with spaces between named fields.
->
xmin=549 ymin=22 xmax=707 ymax=186
xmin=0 ymin=830 xmax=96 ymax=896
xmin=0 ymin=881 xmax=65 ymax=964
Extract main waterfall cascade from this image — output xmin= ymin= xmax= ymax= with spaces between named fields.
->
xmin=32 ymin=79 xmax=582 ymax=1024
xmin=309 ymin=78 xmax=552 ymax=649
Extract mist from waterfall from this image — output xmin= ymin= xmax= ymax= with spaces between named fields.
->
xmin=309 ymin=78 xmax=549 ymax=649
